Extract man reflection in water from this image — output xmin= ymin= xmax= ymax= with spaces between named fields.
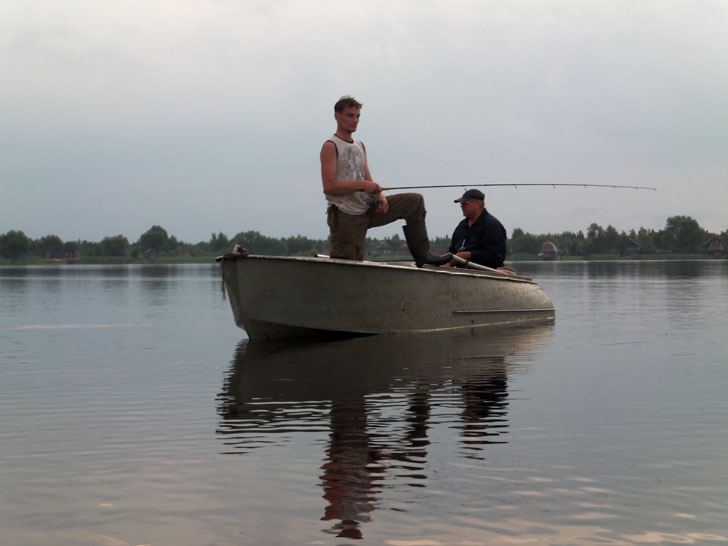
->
xmin=319 ymin=398 xmax=378 ymax=539
xmin=319 ymin=390 xmax=432 ymax=539
xmin=458 ymin=359 xmax=510 ymax=459
xmin=219 ymin=342 xmax=513 ymax=540
xmin=318 ymin=372 xmax=508 ymax=537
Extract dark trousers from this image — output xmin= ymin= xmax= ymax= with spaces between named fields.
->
xmin=328 ymin=193 xmax=426 ymax=260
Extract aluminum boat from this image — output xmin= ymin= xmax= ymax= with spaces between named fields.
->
xmin=218 ymin=253 xmax=554 ymax=339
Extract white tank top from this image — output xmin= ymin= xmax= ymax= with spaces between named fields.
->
xmin=324 ymin=134 xmax=370 ymax=215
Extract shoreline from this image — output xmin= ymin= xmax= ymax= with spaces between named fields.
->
xmin=1 ymin=254 xmax=723 ymax=266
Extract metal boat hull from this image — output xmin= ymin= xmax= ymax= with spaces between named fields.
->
xmin=219 ymin=255 xmax=554 ymax=339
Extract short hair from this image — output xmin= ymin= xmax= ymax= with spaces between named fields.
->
xmin=334 ymin=96 xmax=363 ymax=113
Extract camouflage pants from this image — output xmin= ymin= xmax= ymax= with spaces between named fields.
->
xmin=328 ymin=193 xmax=426 ymax=261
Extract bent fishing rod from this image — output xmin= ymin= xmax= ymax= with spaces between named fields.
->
xmin=380 ymin=183 xmax=657 ymax=191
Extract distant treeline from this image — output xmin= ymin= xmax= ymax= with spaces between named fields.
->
xmin=0 ymin=215 xmax=725 ymax=262
xmin=509 ymin=215 xmax=726 ymax=257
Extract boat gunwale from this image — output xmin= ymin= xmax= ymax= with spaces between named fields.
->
xmin=218 ymin=253 xmax=536 ymax=283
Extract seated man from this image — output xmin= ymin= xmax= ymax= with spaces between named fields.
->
xmin=447 ymin=189 xmax=507 ymax=269
xmin=320 ymin=96 xmax=449 ymax=267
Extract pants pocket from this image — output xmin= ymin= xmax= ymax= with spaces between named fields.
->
xmin=327 ymin=206 xmax=337 ymax=228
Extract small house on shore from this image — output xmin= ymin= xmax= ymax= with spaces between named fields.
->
xmin=538 ymin=241 xmax=559 ymax=261
xmin=624 ymin=237 xmax=641 ymax=257
xmin=48 ymin=243 xmax=79 ymax=261
xmin=703 ymin=237 xmax=724 ymax=257
xmin=367 ymin=241 xmax=394 ymax=257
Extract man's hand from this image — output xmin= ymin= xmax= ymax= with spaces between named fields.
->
xmin=375 ymin=194 xmax=389 ymax=214
xmin=443 ymin=251 xmax=471 ymax=267
xmin=362 ymin=180 xmax=381 ymax=194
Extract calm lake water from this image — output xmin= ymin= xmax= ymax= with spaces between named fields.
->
xmin=1 ymin=260 xmax=727 ymax=546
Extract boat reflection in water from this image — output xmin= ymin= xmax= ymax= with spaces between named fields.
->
xmin=217 ymin=323 xmax=553 ymax=539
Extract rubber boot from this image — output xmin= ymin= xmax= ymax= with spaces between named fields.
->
xmin=403 ymin=221 xmax=453 ymax=268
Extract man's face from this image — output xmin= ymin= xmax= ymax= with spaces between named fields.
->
xmin=460 ymin=200 xmax=474 ymax=217
xmin=460 ymin=199 xmax=483 ymax=219
xmin=335 ymin=107 xmax=361 ymax=134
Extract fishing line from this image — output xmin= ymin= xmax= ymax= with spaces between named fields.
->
xmin=381 ymin=183 xmax=657 ymax=191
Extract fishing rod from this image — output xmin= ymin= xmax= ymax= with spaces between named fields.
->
xmin=381 ymin=183 xmax=657 ymax=191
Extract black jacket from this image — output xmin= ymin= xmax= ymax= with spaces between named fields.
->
xmin=448 ymin=209 xmax=507 ymax=268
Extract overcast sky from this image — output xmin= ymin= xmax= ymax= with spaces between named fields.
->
xmin=2 ymin=0 xmax=726 ymax=244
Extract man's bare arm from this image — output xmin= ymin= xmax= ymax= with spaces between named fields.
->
xmin=320 ymin=141 xmax=380 ymax=196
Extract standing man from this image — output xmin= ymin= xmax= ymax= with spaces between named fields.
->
xmin=447 ymin=189 xmax=507 ymax=269
xmin=320 ymin=96 xmax=450 ymax=267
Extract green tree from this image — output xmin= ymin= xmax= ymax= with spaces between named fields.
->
xmin=232 ymin=230 xmax=286 ymax=255
xmin=509 ymin=228 xmax=540 ymax=254
xmin=551 ymin=230 xmax=584 ymax=256
xmin=604 ymin=225 xmax=620 ymax=253
xmin=209 ymin=232 xmax=230 ymax=253
xmin=285 ymin=235 xmax=317 ymax=255
xmin=77 ymin=240 xmax=100 ymax=257
xmin=0 ymin=230 xmax=31 ymax=259
xmin=33 ymin=234 xmax=63 ymax=258
xmin=99 ymin=235 xmax=130 ymax=256
xmin=719 ymin=230 xmax=728 ymax=252
xmin=585 ymin=223 xmax=605 ymax=254
xmin=635 ymin=227 xmax=656 ymax=254
xmin=431 ymin=235 xmax=451 ymax=251
xmin=662 ymin=215 xmax=704 ymax=253
xmin=137 ymin=225 xmax=170 ymax=253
